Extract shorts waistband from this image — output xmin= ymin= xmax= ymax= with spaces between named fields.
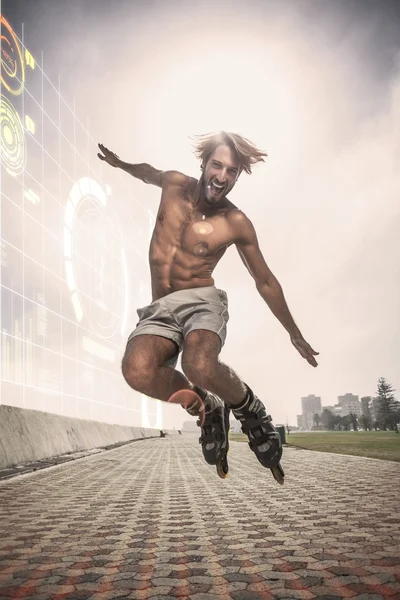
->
xmin=158 ymin=285 xmax=222 ymax=301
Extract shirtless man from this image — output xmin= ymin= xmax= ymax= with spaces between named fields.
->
xmin=97 ymin=131 xmax=318 ymax=482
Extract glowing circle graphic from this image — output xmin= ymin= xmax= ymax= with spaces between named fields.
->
xmin=141 ymin=394 xmax=163 ymax=429
xmin=64 ymin=178 xmax=129 ymax=340
xmin=0 ymin=95 xmax=26 ymax=176
xmin=0 ymin=15 xmax=25 ymax=95
xmin=192 ymin=220 xmax=213 ymax=235
xmin=194 ymin=242 xmax=209 ymax=257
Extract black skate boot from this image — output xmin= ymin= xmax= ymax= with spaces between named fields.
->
xmin=232 ymin=385 xmax=285 ymax=485
xmin=186 ymin=386 xmax=230 ymax=479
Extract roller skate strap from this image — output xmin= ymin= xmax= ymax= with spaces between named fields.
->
xmin=200 ymin=431 xmax=225 ymax=443
xmin=241 ymin=417 xmax=274 ymax=435
xmin=199 ymin=433 xmax=214 ymax=444
xmin=241 ymin=420 xmax=281 ymax=447
xmin=248 ymin=434 xmax=281 ymax=450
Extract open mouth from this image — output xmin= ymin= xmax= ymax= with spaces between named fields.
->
xmin=208 ymin=181 xmax=224 ymax=195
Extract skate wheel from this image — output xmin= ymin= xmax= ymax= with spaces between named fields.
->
xmin=271 ymin=465 xmax=285 ymax=485
xmin=216 ymin=456 xmax=229 ymax=479
xmin=168 ymin=389 xmax=205 ymax=426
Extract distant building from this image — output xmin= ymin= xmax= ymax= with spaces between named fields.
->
xmin=337 ymin=393 xmax=361 ymax=416
xmin=361 ymin=396 xmax=372 ymax=417
xmin=297 ymin=414 xmax=305 ymax=429
xmin=299 ymin=396 xmax=322 ymax=430
xmin=323 ymin=404 xmax=343 ymax=416
xmin=301 ymin=395 xmax=322 ymax=416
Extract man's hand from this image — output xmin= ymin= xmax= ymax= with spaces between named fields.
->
xmin=290 ymin=335 xmax=319 ymax=367
xmin=97 ymin=143 xmax=122 ymax=168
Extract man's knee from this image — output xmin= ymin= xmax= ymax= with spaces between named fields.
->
xmin=121 ymin=350 xmax=154 ymax=392
xmin=181 ymin=354 xmax=218 ymax=386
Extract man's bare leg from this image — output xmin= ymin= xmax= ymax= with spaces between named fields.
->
xmin=121 ymin=335 xmax=223 ymax=419
xmin=181 ymin=330 xmax=248 ymax=407
xmin=183 ymin=358 xmax=247 ymax=407
xmin=121 ymin=335 xmax=192 ymax=401
xmin=199 ymin=361 xmax=247 ymax=407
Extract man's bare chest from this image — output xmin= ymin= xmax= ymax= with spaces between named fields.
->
xmin=154 ymin=200 xmax=234 ymax=257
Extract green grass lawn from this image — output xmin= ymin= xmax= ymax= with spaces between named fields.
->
xmin=229 ymin=430 xmax=400 ymax=462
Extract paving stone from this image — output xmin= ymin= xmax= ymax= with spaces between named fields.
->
xmin=365 ymin=565 xmax=400 ymax=575
xmin=284 ymin=575 xmax=322 ymax=588
xmin=52 ymin=568 xmax=87 ymax=577
xmin=206 ymin=565 xmax=240 ymax=575
xmin=308 ymin=585 xmax=358 ymax=598
xmin=306 ymin=560 xmax=340 ymax=570
xmin=265 ymin=588 xmax=315 ymax=599
xmin=237 ymin=564 xmax=281 ymax=575
xmin=381 ymin=583 xmax=400 ymax=596
xmin=186 ymin=594 xmax=220 ymax=600
xmin=262 ymin=570 xmax=300 ymax=581
xmin=295 ymin=569 xmax=335 ymax=579
xmin=329 ymin=566 xmax=368 ymax=577
xmin=326 ymin=576 xmax=361 ymax=586
xmin=362 ymin=573 xmax=396 ymax=584
xmin=350 ymin=595 xmax=390 ymax=600
xmin=347 ymin=582 xmax=392 ymax=595
xmin=247 ymin=580 xmax=284 ymax=592
xmin=88 ymin=591 xmax=137 ymax=600
xmin=187 ymin=575 xmax=226 ymax=585
xmin=225 ymin=572 xmax=264 ymax=583
xmin=314 ymin=596 xmax=349 ymax=600
xmin=230 ymin=591 xmax=269 ymax=600
xmin=110 ymin=578 xmax=151 ymax=590
xmin=147 ymin=587 xmax=180 ymax=598
xmin=171 ymin=583 xmax=211 ymax=596
xmin=31 ymin=583 xmax=77 ymax=595
xmin=151 ymin=576 xmax=189 ymax=587
xmin=135 ymin=597 xmax=177 ymax=600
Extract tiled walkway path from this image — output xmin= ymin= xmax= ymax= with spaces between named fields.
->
xmin=1 ymin=434 xmax=399 ymax=599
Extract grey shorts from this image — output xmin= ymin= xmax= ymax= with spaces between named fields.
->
xmin=127 ymin=286 xmax=229 ymax=366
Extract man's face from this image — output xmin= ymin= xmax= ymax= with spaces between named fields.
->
xmin=202 ymin=144 xmax=241 ymax=204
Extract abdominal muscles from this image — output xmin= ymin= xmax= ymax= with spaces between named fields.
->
xmin=149 ymin=234 xmax=226 ymax=298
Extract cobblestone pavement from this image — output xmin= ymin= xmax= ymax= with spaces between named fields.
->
xmin=1 ymin=435 xmax=399 ymax=600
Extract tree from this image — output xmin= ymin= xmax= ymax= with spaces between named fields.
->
xmin=349 ymin=412 xmax=359 ymax=431
xmin=360 ymin=414 xmax=372 ymax=431
xmin=321 ymin=408 xmax=335 ymax=430
xmin=394 ymin=410 xmax=400 ymax=434
xmin=339 ymin=415 xmax=352 ymax=431
xmin=376 ymin=377 xmax=396 ymax=430
xmin=313 ymin=413 xmax=321 ymax=429
xmin=387 ymin=409 xmax=400 ymax=433
xmin=333 ymin=415 xmax=342 ymax=431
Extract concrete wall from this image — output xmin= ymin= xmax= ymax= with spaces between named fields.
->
xmin=0 ymin=405 xmax=179 ymax=469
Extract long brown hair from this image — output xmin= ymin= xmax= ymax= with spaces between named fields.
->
xmin=191 ymin=131 xmax=267 ymax=175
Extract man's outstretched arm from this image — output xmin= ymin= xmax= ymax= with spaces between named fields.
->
xmin=97 ymin=143 xmax=181 ymax=188
xmin=232 ymin=211 xmax=319 ymax=367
